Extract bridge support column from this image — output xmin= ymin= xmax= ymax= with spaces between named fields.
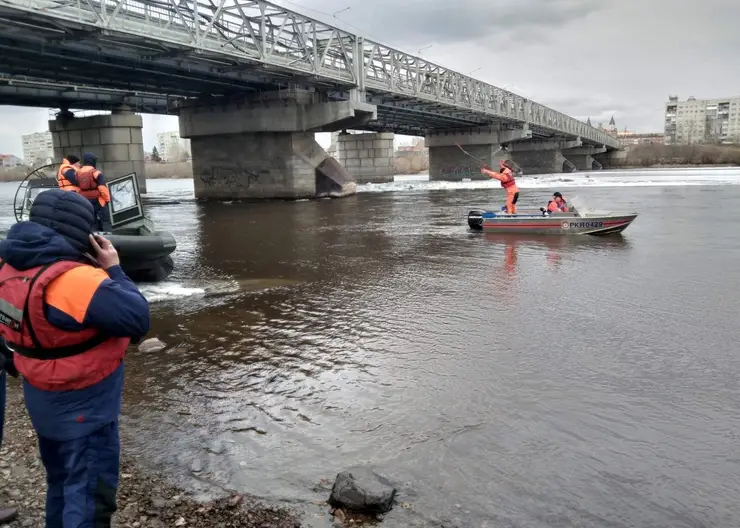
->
xmin=425 ymin=126 xmax=532 ymax=181
xmin=508 ymin=140 xmax=572 ymax=175
xmin=336 ymin=131 xmax=394 ymax=183
xmin=177 ymin=88 xmax=377 ymax=200
xmin=594 ymin=149 xmax=627 ymax=169
xmin=562 ymin=145 xmax=607 ymax=171
xmin=49 ymin=111 xmax=147 ymax=193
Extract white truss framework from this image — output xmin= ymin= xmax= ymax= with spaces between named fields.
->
xmin=0 ymin=0 xmax=620 ymax=147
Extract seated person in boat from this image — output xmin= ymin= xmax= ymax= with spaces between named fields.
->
xmin=547 ymin=192 xmax=568 ymax=213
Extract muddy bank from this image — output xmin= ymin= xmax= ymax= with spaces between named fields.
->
xmin=0 ymin=377 xmax=301 ymax=528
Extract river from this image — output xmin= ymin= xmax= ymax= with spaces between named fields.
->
xmin=3 ymin=167 xmax=740 ymax=527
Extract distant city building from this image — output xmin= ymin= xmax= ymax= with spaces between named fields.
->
xmin=617 ymin=133 xmax=665 ymax=146
xmin=0 ymin=154 xmax=24 ymax=168
xmin=395 ymin=137 xmax=428 ymax=161
xmin=21 ymin=131 xmax=54 ymax=166
xmin=665 ymin=95 xmax=740 ymax=145
xmin=156 ymin=130 xmax=191 ymax=162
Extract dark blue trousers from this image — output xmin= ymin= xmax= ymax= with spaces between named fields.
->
xmin=89 ymin=200 xmax=112 ymax=232
xmin=38 ymin=422 xmax=120 ymax=528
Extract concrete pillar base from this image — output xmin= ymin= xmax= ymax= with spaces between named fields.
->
xmin=564 ymin=154 xmax=596 ymax=171
xmin=509 ymin=149 xmax=567 ymax=174
xmin=191 ymin=132 xmax=355 ymax=200
xmin=178 ymin=88 xmax=377 ymax=199
xmin=562 ymin=146 xmax=607 ymax=171
xmin=49 ymin=113 xmax=147 ymax=193
xmin=594 ymin=149 xmax=627 ymax=169
xmin=336 ymin=132 xmax=394 ymax=183
xmin=428 ymin=144 xmax=510 ymax=181
xmin=425 ymin=126 xmax=530 ymax=181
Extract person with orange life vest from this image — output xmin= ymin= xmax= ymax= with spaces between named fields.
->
xmin=0 ymin=189 xmax=150 ymax=527
xmin=481 ymin=159 xmax=519 ymax=214
xmin=547 ymin=192 xmax=569 ymax=213
xmin=57 ymin=154 xmax=81 ymax=192
xmin=77 ymin=152 xmax=112 ymax=232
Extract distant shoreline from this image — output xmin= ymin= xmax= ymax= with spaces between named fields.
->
xmin=1 ymin=144 xmax=739 ymax=183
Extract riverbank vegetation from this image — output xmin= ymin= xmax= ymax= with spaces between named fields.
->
xmin=617 ymin=144 xmax=740 ymax=168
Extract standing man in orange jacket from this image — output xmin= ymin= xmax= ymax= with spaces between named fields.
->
xmin=481 ymin=159 xmax=520 ymax=214
xmin=77 ymin=152 xmax=112 ymax=232
xmin=57 ymin=154 xmax=81 ymax=192
xmin=0 ymin=189 xmax=149 ymax=527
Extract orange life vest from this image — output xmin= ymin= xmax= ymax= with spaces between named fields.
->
xmin=0 ymin=259 xmax=129 ymax=391
xmin=76 ymin=165 xmax=102 ymax=200
xmin=57 ymin=160 xmax=80 ymax=192
xmin=499 ymin=167 xmax=516 ymax=189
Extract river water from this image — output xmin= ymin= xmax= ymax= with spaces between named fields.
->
xmin=3 ymin=167 xmax=740 ymax=527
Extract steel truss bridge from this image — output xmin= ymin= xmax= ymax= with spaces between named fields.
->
xmin=0 ymin=0 xmax=620 ymax=147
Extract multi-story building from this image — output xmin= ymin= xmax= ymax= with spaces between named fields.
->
xmin=156 ymin=130 xmax=191 ymax=162
xmin=665 ymin=95 xmax=740 ymax=145
xmin=617 ymin=133 xmax=665 ymax=146
xmin=21 ymin=131 xmax=54 ymax=166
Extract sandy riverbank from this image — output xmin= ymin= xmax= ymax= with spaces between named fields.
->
xmin=0 ymin=377 xmax=301 ymax=528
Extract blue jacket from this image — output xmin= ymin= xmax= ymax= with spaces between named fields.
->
xmin=0 ymin=221 xmax=150 ymax=440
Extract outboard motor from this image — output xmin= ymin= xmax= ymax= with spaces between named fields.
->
xmin=467 ymin=210 xmax=484 ymax=231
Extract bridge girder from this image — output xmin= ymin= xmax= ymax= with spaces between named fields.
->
xmin=0 ymin=0 xmax=620 ymax=148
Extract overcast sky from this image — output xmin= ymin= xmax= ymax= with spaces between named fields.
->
xmin=1 ymin=0 xmax=738 ymax=156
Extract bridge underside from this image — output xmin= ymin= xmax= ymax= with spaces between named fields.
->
xmin=0 ymin=0 xmax=621 ymax=196
xmin=0 ymin=3 xmax=618 ymax=144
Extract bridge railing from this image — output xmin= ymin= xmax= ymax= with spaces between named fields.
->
xmin=2 ymin=0 xmax=620 ymax=147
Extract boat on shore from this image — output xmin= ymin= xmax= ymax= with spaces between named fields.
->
xmin=467 ymin=196 xmax=638 ymax=236
xmin=14 ymin=165 xmax=176 ymax=282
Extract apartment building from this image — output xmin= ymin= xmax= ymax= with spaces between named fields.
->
xmin=21 ymin=131 xmax=54 ymax=165
xmin=156 ymin=130 xmax=191 ymax=162
xmin=665 ymin=95 xmax=740 ymax=145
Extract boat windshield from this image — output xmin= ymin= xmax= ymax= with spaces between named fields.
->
xmin=21 ymin=185 xmax=55 ymax=220
xmin=109 ymin=178 xmax=137 ymax=213
xmin=567 ymin=195 xmax=594 ymax=217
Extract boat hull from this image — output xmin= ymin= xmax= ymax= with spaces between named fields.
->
xmin=105 ymin=231 xmax=177 ymax=282
xmin=467 ymin=210 xmax=638 ymax=236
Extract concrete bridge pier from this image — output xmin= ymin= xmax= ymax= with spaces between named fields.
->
xmin=594 ymin=149 xmax=627 ymax=169
xmin=336 ymin=131 xmax=394 ymax=183
xmin=425 ymin=126 xmax=532 ymax=181
xmin=562 ymin=145 xmax=607 ymax=171
xmin=49 ymin=108 xmax=147 ymax=192
xmin=507 ymin=140 xmax=578 ymax=175
xmin=177 ymin=89 xmax=377 ymax=200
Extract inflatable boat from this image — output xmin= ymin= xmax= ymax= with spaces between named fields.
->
xmin=14 ymin=165 xmax=176 ymax=282
xmin=467 ymin=196 xmax=638 ymax=236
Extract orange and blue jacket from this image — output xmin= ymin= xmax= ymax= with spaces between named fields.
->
xmin=482 ymin=167 xmax=518 ymax=190
xmin=77 ymin=165 xmax=111 ymax=207
xmin=547 ymin=200 xmax=569 ymax=213
xmin=57 ymin=158 xmax=81 ymax=192
xmin=0 ymin=220 xmax=149 ymax=440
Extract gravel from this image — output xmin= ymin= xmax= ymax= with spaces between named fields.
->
xmin=0 ymin=378 xmax=301 ymax=528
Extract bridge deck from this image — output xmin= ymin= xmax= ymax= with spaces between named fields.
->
xmin=0 ymin=0 xmax=620 ymax=147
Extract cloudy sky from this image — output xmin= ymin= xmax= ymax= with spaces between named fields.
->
xmin=1 ymin=0 xmax=738 ymax=157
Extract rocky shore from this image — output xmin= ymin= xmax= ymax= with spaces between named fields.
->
xmin=0 ymin=377 xmax=301 ymax=528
